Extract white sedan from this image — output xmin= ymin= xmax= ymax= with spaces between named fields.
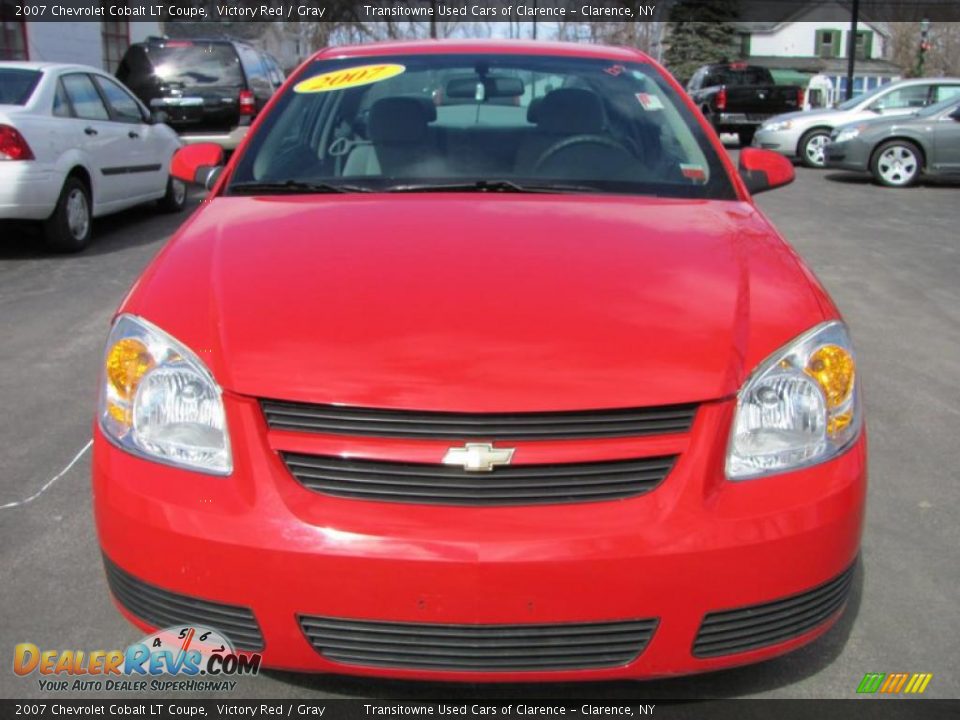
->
xmin=0 ymin=62 xmax=184 ymax=252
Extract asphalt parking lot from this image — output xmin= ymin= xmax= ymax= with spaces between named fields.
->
xmin=1 ymin=159 xmax=958 ymax=700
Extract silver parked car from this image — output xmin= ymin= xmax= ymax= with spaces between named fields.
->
xmin=752 ymin=78 xmax=960 ymax=168
xmin=825 ymin=96 xmax=960 ymax=187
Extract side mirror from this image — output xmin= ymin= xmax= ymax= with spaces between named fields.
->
xmin=950 ymin=106 xmax=960 ymax=121
xmin=738 ymin=147 xmax=795 ymax=194
xmin=171 ymin=143 xmax=224 ymax=189
xmin=150 ymin=109 xmax=169 ymax=125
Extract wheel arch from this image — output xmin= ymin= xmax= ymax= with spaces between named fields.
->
xmin=869 ymin=136 xmax=928 ymax=172
xmin=796 ymin=126 xmax=833 ymax=155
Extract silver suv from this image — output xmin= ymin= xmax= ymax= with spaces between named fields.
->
xmin=752 ymin=78 xmax=960 ymax=168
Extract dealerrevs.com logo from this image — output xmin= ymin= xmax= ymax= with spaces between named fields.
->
xmin=13 ymin=626 xmax=261 ymax=692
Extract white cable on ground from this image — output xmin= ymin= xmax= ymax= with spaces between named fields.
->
xmin=0 ymin=439 xmax=93 ymax=510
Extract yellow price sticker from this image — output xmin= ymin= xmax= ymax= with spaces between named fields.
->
xmin=294 ymin=63 xmax=406 ymax=94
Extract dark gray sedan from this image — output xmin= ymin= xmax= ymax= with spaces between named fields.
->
xmin=825 ymin=96 xmax=960 ymax=187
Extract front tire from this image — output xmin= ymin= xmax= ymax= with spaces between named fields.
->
xmin=43 ymin=177 xmax=91 ymax=253
xmin=871 ymin=140 xmax=922 ymax=188
xmin=799 ymin=129 xmax=831 ymax=168
xmin=157 ymin=176 xmax=187 ymax=213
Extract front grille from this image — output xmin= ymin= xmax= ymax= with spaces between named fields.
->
xmin=103 ymin=556 xmax=264 ymax=652
xmin=282 ymin=452 xmax=676 ymax=506
xmin=300 ymin=616 xmax=658 ymax=671
xmin=693 ymin=565 xmax=855 ymax=658
xmin=261 ymin=399 xmax=698 ymax=440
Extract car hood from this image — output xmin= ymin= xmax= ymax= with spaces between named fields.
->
xmin=838 ymin=111 xmax=921 ymax=134
xmin=766 ymin=108 xmax=839 ymax=125
xmin=125 ymin=195 xmax=831 ymax=411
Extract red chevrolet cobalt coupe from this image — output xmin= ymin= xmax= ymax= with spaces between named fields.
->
xmin=94 ymin=41 xmax=865 ymax=681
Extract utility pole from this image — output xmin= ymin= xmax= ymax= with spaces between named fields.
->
xmin=844 ymin=0 xmax=860 ymax=101
xmin=917 ymin=19 xmax=931 ymax=77
xmin=532 ymin=0 xmax=538 ymax=39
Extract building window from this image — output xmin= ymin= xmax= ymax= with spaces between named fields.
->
xmin=0 ymin=1 xmax=28 ymax=60
xmin=101 ymin=18 xmax=129 ymax=73
xmin=816 ymin=29 xmax=841 ymax=59
xmin=853 ymin=30 xmax=873 ymax=60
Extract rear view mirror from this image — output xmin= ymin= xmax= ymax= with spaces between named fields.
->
xmin=171 ymin=143 xmax=224 ymax=189
xmin=446 ymin=76 xmax=524 ymax=100
xmin=738 ymin=147 xmax=795 ymax=194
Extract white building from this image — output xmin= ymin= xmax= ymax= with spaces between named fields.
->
xmin=733 ymin=1 xmax=902 ymax=98
xmin=1 ymin=20 xmax=162 ymax=72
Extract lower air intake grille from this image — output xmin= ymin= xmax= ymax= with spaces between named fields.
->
xmin=261 ymin=399 xmax=698 ymax=440
xmin=282 ymin=453 xmax=675 ymax=506
xmin=693 ymin=565 xmax=855 ymax=658
xmin=103 ymin=556 xmax=264 ymax=652
xmin=299 ymin=616 xmax=658 ymax=671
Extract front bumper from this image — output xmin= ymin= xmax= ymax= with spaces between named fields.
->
xmin=752 ymin=127 xmax=803 ymax=158
xmin=93 ymin=395 xmax=866 ymax=682
xmin=824 ymin=140 xmax=871 ymax=172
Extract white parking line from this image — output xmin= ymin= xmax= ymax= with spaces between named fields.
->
xmin=0 ymin=439 xmax=93 ymax=510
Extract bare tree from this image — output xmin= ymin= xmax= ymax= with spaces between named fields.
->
xmin=889 ymin=21 xmax=960 ymax=77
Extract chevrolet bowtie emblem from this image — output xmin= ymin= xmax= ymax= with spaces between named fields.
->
xmin=442 ymin=443 xmax=515 ymax=472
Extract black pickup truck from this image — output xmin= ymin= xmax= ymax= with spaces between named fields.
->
xmin=686 ymin=63 xmax=804 ymax=146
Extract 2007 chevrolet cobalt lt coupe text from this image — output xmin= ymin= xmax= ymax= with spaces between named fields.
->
xmin=93 ymin=41 xmax=865 ymax=681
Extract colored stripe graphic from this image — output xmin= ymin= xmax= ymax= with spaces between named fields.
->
xmin=857 ymin=673 xmax=885 ymax=693
xmin=857 ymin=672 xmax=932 ymax=694
xmin=904 ymin=673 xmax=933 ymax=694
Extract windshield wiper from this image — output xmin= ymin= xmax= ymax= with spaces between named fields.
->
xmin=384 ymin=180 xmax=601 ymax=194
xmin=229 ymin=180 xmax=373 ymax=195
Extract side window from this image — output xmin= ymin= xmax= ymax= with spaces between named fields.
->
xmin=933 ymin=85 xmax=960 ymax=103
xmin=61 ymin=73 xmax=110 ymax=121
xmin=871 ymin=85 xmax=930 ymax=111
xmin=94 ymin=75 xmax=144 ymax=122
xmin=53 ymin=79 xmax=73 ymax=118
xmin=266 ymin=56 xmax=285 ymax=87
xmin=238 ymin=45 xmax=271 ymax=96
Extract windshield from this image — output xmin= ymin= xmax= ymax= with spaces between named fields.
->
xmin=836 ymin=83 xmax=889 ymax=111
xmin=917 ymin=95 xmax=960 ymax=118
xmin=704 ymin=67 xmax=770 ymax=87
xmin=229 ymin=54 xmax=735 ymax=199
xmin=0 ymin=69 xmax=41 ymax=105
xmin=146 ymin=43 xmax=243 ymax=88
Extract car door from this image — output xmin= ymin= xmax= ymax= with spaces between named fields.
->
xmin=59 ymin=72 xmax=128 ymax=210
xmin=932 ymin=101 xmax=960 ymax=173
xmin=93 ymin=74 xmax=167 ymax=198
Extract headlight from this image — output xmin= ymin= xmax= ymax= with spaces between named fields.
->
xmin=98 ymin=314 xmax=231 ymax=475
xmin=763 ymin=119 xmax=793 ymax=132
xmin=833 ymin=125 xmax=862 ymax=143
xmin=727 ymin=321 xmax=860 ymax=480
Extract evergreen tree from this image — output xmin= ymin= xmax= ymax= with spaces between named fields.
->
xmin=664 ymin=0 xmax=741 ymax=85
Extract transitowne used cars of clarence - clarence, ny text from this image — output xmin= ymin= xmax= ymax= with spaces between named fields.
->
xmin=93 ymin=40 xmax=865 ymax=681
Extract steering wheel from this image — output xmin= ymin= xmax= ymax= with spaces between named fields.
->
xmin=533 ymin=134 xmax=632 ymax=174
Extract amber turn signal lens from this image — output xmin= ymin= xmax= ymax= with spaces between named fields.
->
xmin=106 ymin=338 xmax=154 ymax=401
xmin=805 ymin=344 xmax=855 ymax=408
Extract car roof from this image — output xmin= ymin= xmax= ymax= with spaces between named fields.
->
xmin=137 ymin=38 xmax=249 ymax=48
xmin=313 ymin=39 xmax=650 ymax=63
xmin=888 ymin=76 xmax=960 ymax=86
xmin=0 ymin=61 xmax=104 ymax=74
